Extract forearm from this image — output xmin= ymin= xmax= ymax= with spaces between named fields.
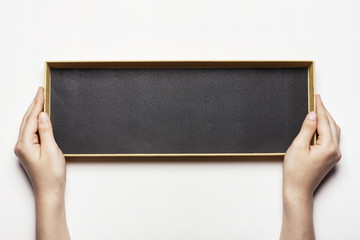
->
xmin=280 ymin=190 xmax=315 ymax=240
xmin=35 ymin=193 xmax=70 ymax=240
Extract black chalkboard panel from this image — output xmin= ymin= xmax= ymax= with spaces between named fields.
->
xmin=49 ymin=67 xmax=309 ymax=155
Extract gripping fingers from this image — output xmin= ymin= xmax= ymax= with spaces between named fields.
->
xmin=292 ymin=111 xmax=317 ymax=149
xmin=18 ymin=100 xmax=35 ymax=139
xmin=19 ymin=87 xmax=42 ymax=139
xmin=316 ymin=94 xmax=333 ymax=146
xmin=22 ymin=87 xmax=45 ymax=141
xmin=326 ymin=109 xmax=340 ymax=145
xmin=38 ymin=112 xmax=57 ymax=150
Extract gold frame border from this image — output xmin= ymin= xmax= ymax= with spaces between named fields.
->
xmin=44 ymin=60 xmax=315 ymax=158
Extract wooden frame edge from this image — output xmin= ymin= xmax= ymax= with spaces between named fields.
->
xmin=64 ymin=153 xmax=286 ymax=157
xmin=44 ymin=62 xmax=51 ymax=117
xmin=46 ymin=60 xmax=314 ymax=69
xmin=308 ymin=61 xmax=316 ymax=145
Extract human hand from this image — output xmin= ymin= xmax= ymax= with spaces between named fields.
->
xmin=283 ymin=94 xmax=341 ymax=199
xmin=280 ymin=94 xmax=341 ymax=240
xmin=14 ymin=87 xmax=66 ymax=199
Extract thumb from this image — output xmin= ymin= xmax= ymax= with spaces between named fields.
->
xmin=292 ymin=111 xmax=317 ymax=148
xmin=38 ymin=112 xmax=57 ymax=148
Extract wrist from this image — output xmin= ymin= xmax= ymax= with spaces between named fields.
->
xmin=281 ymin=185 xmax=315 ymax=240
xmin=35 ymin=189 xmax=65 ymax=205
xmin=283 ymin=186 xmax=313 ymax=206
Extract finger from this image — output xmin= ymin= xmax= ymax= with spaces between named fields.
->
xmin=326 ymin=110 xmax=340 ymax=144
xmin=18 ymin=101 xmax=35 ymax=139
xmin=18 ymin=88 xmax=42 ymax=139
xmin=38 ymin=112 xmax=58 ymax=150
xmin=22 ymin=87 xmax=45 ymax=141
xmin=292 ymin=111 xmax=317 ymax=149
xmin=315 ymin=94 xmax=333 ymax=145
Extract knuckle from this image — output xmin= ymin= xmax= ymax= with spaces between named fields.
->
xmin=336 ymin=150 xmax=342 ymax=162
xmin=13 ymin=145 xmax=19 ymax=156
xmin=14 ymin=142 xmax=21 ymax=152
xmin=326 ymin=145 xmax=337 ymax=157
xmin=325 ymin=145 xmax=341 ymax=162
xmin=14 ymin=142 xmax=25 ymax=157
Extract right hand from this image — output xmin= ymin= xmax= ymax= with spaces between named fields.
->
xmin=283 ymin=94 xmax=341 ymax=199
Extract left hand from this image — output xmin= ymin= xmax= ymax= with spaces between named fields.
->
xmin=14 ymin=87 xmax=66 ymax=198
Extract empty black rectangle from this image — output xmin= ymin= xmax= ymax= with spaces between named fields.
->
xmin=50 ymin=68 xmax=308 ymax=154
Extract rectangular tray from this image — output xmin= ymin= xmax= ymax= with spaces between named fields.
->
xmin=44 ymin=61 xmax=315 ymax=157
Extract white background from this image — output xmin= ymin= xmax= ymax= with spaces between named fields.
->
xmin=1 ymin=0 xmax=359 ymax=239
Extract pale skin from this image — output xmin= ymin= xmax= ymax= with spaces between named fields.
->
xmin=280 ymin=94 xmax=341 ymax=240
xmin=14 ymin=87 xmax=341 ymax=240
xmin=14 ymin=87 xmax=70 ymax=240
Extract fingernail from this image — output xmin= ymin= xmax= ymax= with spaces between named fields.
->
xmin=39 ymin=112 xmax=48 ymax=122
xmin=306 ymin=111 xmax=316 ymax=121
